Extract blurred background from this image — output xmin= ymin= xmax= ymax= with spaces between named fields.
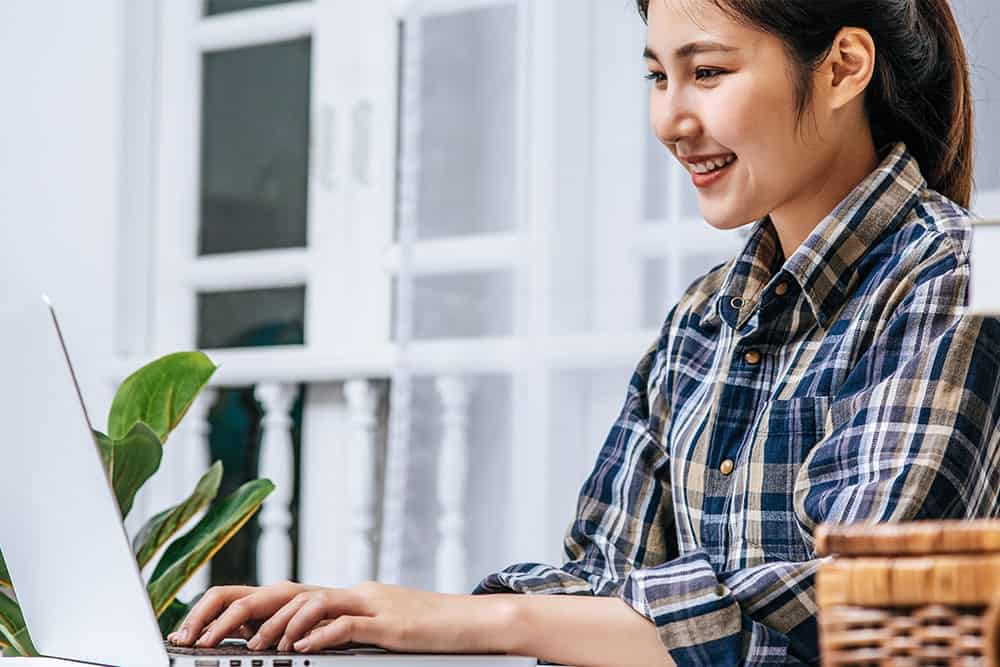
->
xmin=1 ymin=0 xmax=998 ymax=600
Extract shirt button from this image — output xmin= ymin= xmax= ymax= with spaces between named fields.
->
xmin=720 ymin=459 xmax=735 ymax=476
xmin=743 ymin=349 xmax=762 ymax=365
xmin=775 ymin=282 xmax=789 ymax=296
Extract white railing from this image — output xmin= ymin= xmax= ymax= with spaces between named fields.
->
xmin=117 ymin=327 xmax=653 ymax=593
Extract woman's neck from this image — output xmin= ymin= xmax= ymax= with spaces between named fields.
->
xmin=769 ymin=135 xmax=880 ymax=258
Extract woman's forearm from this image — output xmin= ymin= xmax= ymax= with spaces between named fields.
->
xmin=486 ymin=593 xmax=675 ymax=667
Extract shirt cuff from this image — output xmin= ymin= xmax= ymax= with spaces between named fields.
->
xmin=472 ymin=562 xmax=597 ymax=595
xmin=620 ymin=548 xmax=745 ymax=664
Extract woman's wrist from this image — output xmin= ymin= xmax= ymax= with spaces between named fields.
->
xmin=471 ymin=593 xmax=674 ymax=667
xmin=464 ymin=593 xmax=523 ymax=655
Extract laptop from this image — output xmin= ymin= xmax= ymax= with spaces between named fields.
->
xmin=0 ymin=292 xmax=536 ymax=667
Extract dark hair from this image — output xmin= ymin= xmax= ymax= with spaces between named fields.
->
xmin=636 ymin=0 xmax=974 ymax=208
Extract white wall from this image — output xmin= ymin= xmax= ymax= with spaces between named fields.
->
xmin=0 ymin=0 xmax=123 ymax=428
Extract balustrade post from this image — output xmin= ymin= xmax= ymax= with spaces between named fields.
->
xmin=344 ymin=379 xmax=380 ymax=584
xmin=434 ymin=375 xmax=471 ymax=593
xmin=254 ymin=382 xmax=297 ymax=584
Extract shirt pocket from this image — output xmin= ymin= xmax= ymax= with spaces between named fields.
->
xmin=735 ymin=394 xmax=832 ymax=563
xmin=761 ymin=394 xmax=831 ymax=450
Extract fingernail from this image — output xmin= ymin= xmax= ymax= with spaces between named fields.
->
xmin=248 ymin=635 xmax=261 ymax=650
xmin=294 ymin=640 xmax=308 ymax=651
xmin=179 ymin=628 xmax=189 ymax=642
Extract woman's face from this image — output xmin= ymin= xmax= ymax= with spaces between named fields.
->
xmin=644 ymin=0 xmax=831 ymax=232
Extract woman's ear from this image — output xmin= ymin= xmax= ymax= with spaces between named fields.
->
xmin=821 ymin=27 xmax=876 ymax=111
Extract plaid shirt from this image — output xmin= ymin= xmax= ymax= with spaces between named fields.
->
xmin=472 ymin=142 xmax=1000 ymax=665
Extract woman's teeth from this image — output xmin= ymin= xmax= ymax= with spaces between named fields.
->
xmin=692 ymin=154 xmax=736 ymax=174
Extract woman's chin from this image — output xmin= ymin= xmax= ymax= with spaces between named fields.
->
xmin=700 ymin=210 xmax=757 ymax=232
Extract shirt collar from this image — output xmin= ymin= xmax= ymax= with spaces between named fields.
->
xmin=704 ymin=141 xmax=925 ymax=331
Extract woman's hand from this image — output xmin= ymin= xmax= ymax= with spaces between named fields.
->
xmin=166 ymin=581 xmax=321 ymax=647
xmin=171 ymin=580 xmax=515 ymax=655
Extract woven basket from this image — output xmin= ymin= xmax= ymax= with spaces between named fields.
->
xmin=816 ymin=520 xmax=1000 ymax=666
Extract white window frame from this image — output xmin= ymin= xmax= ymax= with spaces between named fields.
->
xmin=149 ymin=0 xmax=398 ymax=374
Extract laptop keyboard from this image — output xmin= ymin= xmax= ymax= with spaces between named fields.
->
xmin=164 ymin=639 xmax=387 ymax=657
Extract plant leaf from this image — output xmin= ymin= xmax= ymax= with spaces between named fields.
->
xmin=0 ymin=548 xmax=9 ymax=588
xmin=147 ymin=479 xmax=274 ymax=616
xmin=157 ymin=598 xmax=189 ymax=638
xmin=133 ymin=462 xmax=223 ymax=569
xmin=0 ymin=590 xmax=37 ymax=657
xmin=108 ymin=351 xmax=217 ymax=443
xmin=94 ymin=423 xmax=163 ymax=518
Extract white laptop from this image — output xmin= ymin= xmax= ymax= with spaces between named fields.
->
xmin=0 ymin=292 xmax=536 ymax=667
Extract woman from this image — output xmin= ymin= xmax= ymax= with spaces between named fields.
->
xmin=168 ymin=0 xmax=1000 ymax=664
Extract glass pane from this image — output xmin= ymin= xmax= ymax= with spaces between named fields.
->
xmin=399 ymin=374 xmax=512 ymax=591
xmin=197 ymin=286 xmax=306 ymax=349
xmin=958 ymin=0 xmax=1000 ymax=192
xmin=207 ymin=385 xmax=305 ymax=585
xmin=641 ymin=250 xmax=732 ymax=328
xmin=643 ymin=127 xmax=670 ymax=221
xmin=392 ymin=271 xmax=514 ymax=340
xmin=204 ymin=0 xmax=298 ymax=17
xmin=680 ymin=165 xmax=702 ymax=219
xmin=200 ymin=38 xmax=311 ymax=255
xmin=548 ymin=367 xmax=633 ymax=540
xmin=681 ymin=248 xmax=733 ymax=290
xmin=641 ymin=257 xmax=671 ymax=329
xmin=407 ymin=6 xmax=517 ymax=240
xmin=642 ymin=125 xmax=702 ymax=222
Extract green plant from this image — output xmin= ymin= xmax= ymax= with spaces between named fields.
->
xmin=0 ymin=352 xmax=275 ymax=656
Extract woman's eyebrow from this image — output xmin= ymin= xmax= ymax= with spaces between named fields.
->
xmin=643 ymin=40 xmax=740 ymax=62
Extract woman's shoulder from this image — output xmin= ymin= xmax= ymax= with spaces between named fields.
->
xmin=907 ymin=187 xmax=976 ymax=263
xmin=858 ymin=186 xmax=975 ymax=304
xmin=849 ymin=186 xmax=981 ymax=337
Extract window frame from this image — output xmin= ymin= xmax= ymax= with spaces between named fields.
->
xmin=146 ymin=0 xmax=397 ymax=365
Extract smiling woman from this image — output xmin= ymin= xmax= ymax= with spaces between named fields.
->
xmin=167 ymin=1 xmax=999 ymax=666
xmin=474 ymin=0 xmax=1000 ymax=665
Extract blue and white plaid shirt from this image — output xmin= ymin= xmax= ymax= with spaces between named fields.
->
xmin=473 ymin=142 xmax=1000 ymax=665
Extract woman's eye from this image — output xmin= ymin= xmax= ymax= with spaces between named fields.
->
xmin=645 ymin=69 xmax=723 ymax=84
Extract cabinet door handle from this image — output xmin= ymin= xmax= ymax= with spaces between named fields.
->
xmin=318 ymin=102 xmax=336 ymax=192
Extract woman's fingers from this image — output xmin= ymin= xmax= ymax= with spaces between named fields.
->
xmin=276 ymin=597 xmax=330 ymax=651
xmin=236 ymin=623 xmax=257 ymax=640
xmin=195 ymin=594 xmax=269 ymax=648
xmin=247 ymin=594 xmax=311 ymax=650
xmin=202 ymin=619 xmax=255 ymax=641
xmin=168 ymin=586 xmax=255 ymax=646
xmin=278 ymin=590 xmax=366 ymax=651
xmin=194 ymin=582 xmax=304 ymax=648
xmin=170 ymin=620 xmax=253 ymax=645
xmin=292 ymin=615 xmax=381 ymax=653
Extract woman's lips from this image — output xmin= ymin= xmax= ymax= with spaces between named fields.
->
xmin=691 ymin=156 xmax=737 ymax=188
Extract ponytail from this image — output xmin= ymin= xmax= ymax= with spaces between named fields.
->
xmin=894 ymin=0 xmax=974 ymax=207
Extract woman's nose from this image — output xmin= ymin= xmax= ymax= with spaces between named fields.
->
xmin=651 ymin=93 xmax=701 ymax=146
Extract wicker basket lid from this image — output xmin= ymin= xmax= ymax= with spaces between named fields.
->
xmin=815 ymin=519 xmax=1000 ymax=557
